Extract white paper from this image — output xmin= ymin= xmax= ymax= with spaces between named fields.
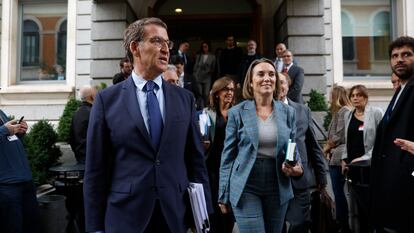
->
xmin=285 ymin=139 xmax=297 ymax=162
xmin=188 ymin=182 xmax=210 ymax=233
xmin=198 ymin=110 xmax=211 ymax=137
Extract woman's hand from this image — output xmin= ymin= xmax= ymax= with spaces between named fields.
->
xmin=218 ymin=203 xmax=231 ymax=214
xmin=394 ymin=138 xmax=414 ymax=155
xmin=282 ymin=162 xmax=303 ymax=177
xmin=351 ymin=157 xmax=364 ymax=163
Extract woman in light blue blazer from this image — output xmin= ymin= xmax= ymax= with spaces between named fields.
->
xmin=218 ymin=58 xmax=303 ymax=233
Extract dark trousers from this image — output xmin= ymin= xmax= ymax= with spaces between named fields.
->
xmin=285 ymin=188 xmax=311 ymax=233
xmin=330 ymin=166 xmax=349 ymax=229
xmin=143 ymin=200 xmax=172 ymax=233
xmin=0 ymin=181 xmax=39 ymax=233
xmin=208 ymin=171 xmax=235 ymax=233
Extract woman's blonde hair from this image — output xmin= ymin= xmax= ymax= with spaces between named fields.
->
xmin=330 ymin=85 xmax=352 ymax=115
xmin=242 ymin=58 xmax=279 ymax=100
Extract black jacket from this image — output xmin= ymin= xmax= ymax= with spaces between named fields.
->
xmin=69 ymin=102 xmax=92 ymax=163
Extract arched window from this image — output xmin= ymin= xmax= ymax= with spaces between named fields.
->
xmin=57 ymin=19 xmax=67 ymax=67
xmin=22 ymin=20 xmax=40 ymax=66
xmin=373 ymin=11 xmax=390 ymax=60
xmin=341 ymin=11 xmax=354 ymax=61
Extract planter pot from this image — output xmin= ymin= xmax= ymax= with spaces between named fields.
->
xmin=38 ymin=194 xmax=68 ymax=233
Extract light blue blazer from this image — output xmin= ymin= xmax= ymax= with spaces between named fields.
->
xmin=218 ymin=100 xmax=297 ymax=207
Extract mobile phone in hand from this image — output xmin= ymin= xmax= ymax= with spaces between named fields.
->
xmin=17 ymin=116 xmax=24 ymax=124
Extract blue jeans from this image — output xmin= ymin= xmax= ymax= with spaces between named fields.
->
xmin=0 ymin=181 xmax=39 ymax=233
xmin=232 ymin=158 xmax=288 ymax=233
xmin=329 ymin=166 xmax=349 ymax=228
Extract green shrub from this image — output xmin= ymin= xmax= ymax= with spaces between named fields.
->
xmin=307 ymin=89 xmax=328 ymax=112
xmin=25 ymin=120 xmax=62 ymax=185
xmin=323 ymin=110 xmax=332 ymax=131
xmin=57 ymin=98 xmax=81 ymax=142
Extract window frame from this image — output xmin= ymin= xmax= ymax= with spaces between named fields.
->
xmin=0 ymin=0 xmax=75 ymax=91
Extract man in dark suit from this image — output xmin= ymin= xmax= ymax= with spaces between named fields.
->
xmin=112 ymin=57 xmax=132 ymax=85
xmin=370 ymin=36 xmax=414 ymax=233
xmin=170 ymin=55 xmax=204 ymax=110
xmin=238 ymin=39 xmax=262 ymax=86
xmin=69 ymin=85 xmax=96 ymax=164
xmin=219 ymin=35 xmax=244 ymax=84
xmin=84 ymin=17 xmax=212 ymax=233
xmin=282 ymin=50 xmax=304 ymax=104
xmin=278 ymin=73 xmax=327 ymax=233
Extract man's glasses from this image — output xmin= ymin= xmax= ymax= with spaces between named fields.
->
xmin=141 ymin=36 xmax=174 ymax=50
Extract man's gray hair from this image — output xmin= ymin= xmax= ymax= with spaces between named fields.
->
xmin=123 ymin=17 xmax=168 ymax=63
xmin=79 ymin=85 xmax=94 ymax=101
xmin=166 ymin=64 xmax=177 ymax=72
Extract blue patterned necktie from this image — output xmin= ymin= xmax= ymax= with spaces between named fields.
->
xmin=384 ymin=87 xmax=401 ymax=123
xmin=144 ymin=80 xmax=163 ymax=150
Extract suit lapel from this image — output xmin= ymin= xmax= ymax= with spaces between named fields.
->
xmin=274 ymin=101 xmax=284 ymax=157
xmin=241 ymin=100 xmax=259 ymax=150
xmin=123 ymin=78 xmax=154 ymax=150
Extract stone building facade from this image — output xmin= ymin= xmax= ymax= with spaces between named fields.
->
xmin=0 ymin=0 xmax=413 ymax=124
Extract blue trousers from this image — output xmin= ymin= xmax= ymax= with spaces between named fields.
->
xmin=0 ymin=181 xmax=39 ymax=233
xmin=329 ymin=165 xmax=349 ymax=228
xmin=232 ymin=158 xmax=288 ymax=233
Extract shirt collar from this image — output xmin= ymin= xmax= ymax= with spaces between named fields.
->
xmin=131 ymin=71 xmax=163 ymax=91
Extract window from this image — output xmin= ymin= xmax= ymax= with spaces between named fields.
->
xmin=341 ymin=0 xmax=392 ymax=78
xmin=373 ymin=11 xmax=390 ymax=60
xmin=56 ymin=19 xmax=67 ymax=80
xmin=341 ymin=11 xmax=354 ymax=61
xmin=18 ymin=1 xmax=68 ymax=82
xmin=22 ymin=20 xmax=40 ymax=66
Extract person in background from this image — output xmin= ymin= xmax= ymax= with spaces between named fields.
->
xmin=323 ymin=86 xmax=352 ymax=233
xmin=0 ymin=110 xmax=39 ymax=233
xmin=278 ymin=73 xmax=328 ymax=233
xmin=162 ymin=65 xmax=179 ymax=86
xmin=193 ymin=41 xmax=216 ymax=105
xmin=69 ymin=85 xmax=97 ymax=164
xmin=201 ymin=76 xmax=236 ymax=233
xmin=273 ymin=43 xmax=287 ymax=73
xmin=370 ymin=36 xmax=414 ymax=233
xmin=219 ymin=35 xmax=244 ymax=84
xmin=170 ymin=55 xmax=203 ymax=109
xmin=391 ymin=72 xmax=400 ymax=92
xmin=282 ymin=50 xmax=304 ymax=104
xmin=83 ymin=17 xmax=212 ymax=233
xmin=112 ymin=57 xmax=132 ymax=85
xmin=341 ymin=85 xmax=383 ymax=233
xmin=238 ymin=39 xmax=262 ymax=86
xmin=218 ymin=58 xmax=302 ymax=233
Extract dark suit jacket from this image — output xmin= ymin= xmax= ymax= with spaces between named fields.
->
xmin=287 ymin=64 xmax=305 ymax=104
xmin=112 ymin=72 xmax=128 ymax=85
xmin=370 ymin=77 xmax=414 ymax=232
xmin=288 ymin=99 xmax=327 ymax=189
xmin=84 ymin=77 xmax=212 ymax=233
xmin=69 ymin=101 xmax=91 ymax=163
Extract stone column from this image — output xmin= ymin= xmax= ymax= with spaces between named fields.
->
xmin=90 ymin=1 xmax=136 ymax=86
xmin=275 ymin=0 xmax=327 ymax=98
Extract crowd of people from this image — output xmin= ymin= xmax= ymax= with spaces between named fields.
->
xmin=1 ymin=16 xmax=414 ymax=233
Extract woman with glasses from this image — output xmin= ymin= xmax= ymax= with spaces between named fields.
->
xmin=342 ymin=85 xmax=383 ymax=233
xmin=200 ymin=76 xmax=236 ymax=233
xmin=194 ymin=41 xmax=216 ymax=105
xmin=218 ymin=58 xmax=302 ymax=233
